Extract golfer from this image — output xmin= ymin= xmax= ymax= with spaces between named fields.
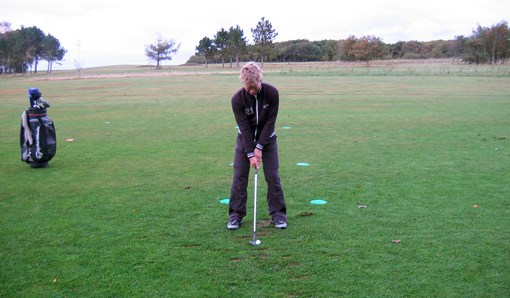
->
xmin=228 ymin=62 xmax=287 ymax=230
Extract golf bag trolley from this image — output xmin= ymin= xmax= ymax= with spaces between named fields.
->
xmin=20 ymin=88 xmax=57 ymax=168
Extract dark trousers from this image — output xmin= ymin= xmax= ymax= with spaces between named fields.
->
xmin=229 ymin=135 xmax=286 ymax=221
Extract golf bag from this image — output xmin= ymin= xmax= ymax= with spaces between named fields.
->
xmin=20 ymin=88 xmax=57 ymax=168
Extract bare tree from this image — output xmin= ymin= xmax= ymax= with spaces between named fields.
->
xmin=75 ymin=40 xmax=83 ymax=77
xmin=0 ymin=21 xmax=11 ymax=34
xmin=145 ymin=33 xmax=180 ymax=68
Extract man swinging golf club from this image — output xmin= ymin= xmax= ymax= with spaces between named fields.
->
xmin=228 ymin=62 xmax=287 ymax=230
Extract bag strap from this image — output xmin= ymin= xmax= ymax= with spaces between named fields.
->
xmin=21 ymin=110 xmax=33 ymax=145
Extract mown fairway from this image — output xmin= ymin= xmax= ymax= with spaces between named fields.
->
xmin=1 ymin=62 xmax=509 ymax=297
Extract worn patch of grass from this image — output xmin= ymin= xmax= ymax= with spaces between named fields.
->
xmin=1 ymin=62 xmax=509 ymax=297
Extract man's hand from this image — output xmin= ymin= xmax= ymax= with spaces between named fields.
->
xmin=250 ymin=148 xmax=263 ymax=169
xmin=254 ymin=148 xmax=262 ymax=161
xmin=249 ymin=157 xmax=260 ymax=169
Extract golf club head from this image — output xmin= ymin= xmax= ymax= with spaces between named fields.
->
xmin=249 ymin=240 xmax=261 ymax=246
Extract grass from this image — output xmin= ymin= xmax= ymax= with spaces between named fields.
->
xmin=1 ymin=60 xmax=510 ymax=297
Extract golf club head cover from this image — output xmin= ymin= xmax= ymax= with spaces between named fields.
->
xmin=28 ymin=88 xmax=42 ymax=108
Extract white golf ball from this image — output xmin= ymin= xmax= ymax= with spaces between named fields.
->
xmin=255 ymin=240 xmax=261 ymax=245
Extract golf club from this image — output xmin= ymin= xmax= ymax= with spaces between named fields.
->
xmin=249 ymin=169 xmax=261 ymax=246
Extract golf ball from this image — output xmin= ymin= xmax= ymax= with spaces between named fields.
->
xmin=255 ymin=240 xmax=261 ymax=245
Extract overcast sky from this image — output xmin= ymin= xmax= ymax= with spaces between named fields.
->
xmin=2 ymin=0 xmax=509 ymax=70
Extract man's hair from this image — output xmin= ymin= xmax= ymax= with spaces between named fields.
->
xmin=239 ymin=62 xmax=263 ymax=86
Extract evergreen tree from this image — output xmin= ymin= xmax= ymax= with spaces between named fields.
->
xmin=251 ymin=17 xmax=277 ymax=67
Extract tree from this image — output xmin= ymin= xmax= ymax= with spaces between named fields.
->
xmin=251 ymin=17 xmax=278 ymax=67
xmin=0 ymin=21 xmax=11 ymax=34
xmin=274 ymin=40 xmax=322 ymax=62
xmin=319 ymin=40 xmax=339 ymax=61
xmin=400 ymin=40 xmax=426 ymax=59
xmin=41 ymin=34 xmax=66 ymax=75
xmin=229 ymin=25 xmax=247 ymax=68
xmin=349 ymin=35 xmax=385 ymax=66
xmin=0 ymin=25 xmax=28 ymax=74
xmin=485 ymin=21 xmax=510 ymax=63
xmin=450 ymin=36 xmax=469 ymax=63
xmin=0 ymin=21 xmax=12 ymax=74
xmin=340 ymin=35 xmax=357 ymax=61
xmin=3 ymin=26 xmax=46 ymax=74
xmin=10 ymin=28 xmax=31 ymax=73
xmin=24 ymin=26 xmax=45 ymax=73
xmin=144 ymin=33 xmax=180 ymax=68
xmin=215 ymin=28 xmax=229 ymax=68
xmin=389 ymin=41 xmax=404 ymax=59
xmin=195 ymin=36 xmax=216 ymax=68
xmin=0 ymin=23 xmax=67 ymax=74
xmin=463 ymin=21 xmax=510 ymax=64
xmin=428 ymin=41 xmax=450 ymax=58
xmin=187 ymin=25 xmax=246 ymax=68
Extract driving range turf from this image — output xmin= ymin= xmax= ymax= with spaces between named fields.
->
xmin=1 ymin=61 xmax=509 ymax=297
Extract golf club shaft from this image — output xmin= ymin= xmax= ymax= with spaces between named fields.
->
xmin=253 ymin=169 xmax=258 ymax=236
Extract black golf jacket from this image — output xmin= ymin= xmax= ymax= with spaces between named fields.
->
xmin=231 ymin=82 xmax=279 ymax=158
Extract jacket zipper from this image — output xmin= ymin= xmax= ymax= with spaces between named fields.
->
xmin=254 ymin=95 xmax=259 ymax=142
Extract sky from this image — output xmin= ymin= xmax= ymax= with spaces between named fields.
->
xmin=2 ymin=0 xmax=509 ymax=70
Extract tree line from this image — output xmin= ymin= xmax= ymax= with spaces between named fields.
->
xmin=189 ymin=19 xmax=510 ymax=66
xmin=0 ymin=22 xmax=67 ymax=74
xmin=3 ymin=17 xmax=508 ymax=74
xmin=191 ymin=17 xmax=277 ymax=68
